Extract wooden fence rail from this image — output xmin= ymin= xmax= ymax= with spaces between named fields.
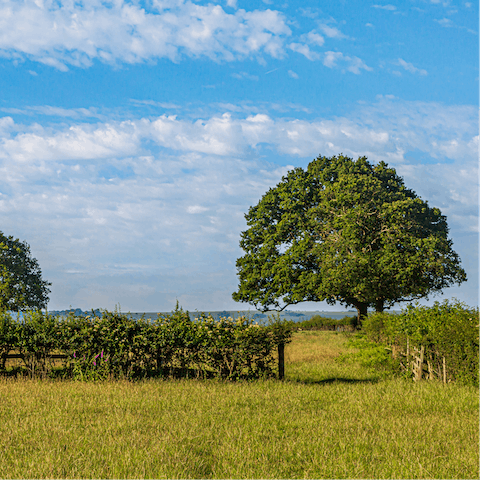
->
xmin=3 ymin=354 xmax=68 ymax=360
xmin=390 ymin=340 xmax=447 ymax=383
xmin=2 ymin=351 xmax=287 ymax=380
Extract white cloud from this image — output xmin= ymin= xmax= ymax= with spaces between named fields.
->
xmin=0 ymin=0 xmax=292 ymax=69
xmin=372 ymin=4 xmax=397 ymax=11
xmin=288 ymin=42 xmax=320 ymax=61
xmin=318 ymin=24 xmax=348 ymax=39
xmin=187 ymin=205 xmax=209 ymax=214
xmin=306 ymin=31 xmax=325 ymax=46
xmin=0 ymin=1 xmax=374 ymax=73
xmin=288 ymin=70 xmax=299 ymax=79
xmin=435 ymin=17 xmax=453 ymax=27
xmin=231 ymin=71 xmax=259 ymax=81
xmin=0 ymin=98 xmax=477 ymax=309
xmin=323 ymin=51 xmax=372 ymax=74
xmin=397 ymin=58 xmax=428 ymax=75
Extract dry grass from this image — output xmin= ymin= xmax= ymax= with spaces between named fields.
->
xmin=0 ymin=331 xmax=477 ymax=479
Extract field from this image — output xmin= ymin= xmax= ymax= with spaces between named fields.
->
xmin=0 ymin=331 xmax=478 ymax=479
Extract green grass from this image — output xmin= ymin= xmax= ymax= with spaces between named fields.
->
xmin=0 ymin=331 xmax=478 ymax=479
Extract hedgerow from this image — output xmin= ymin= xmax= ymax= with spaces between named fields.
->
xmin=0 ymin=304 xmax=293 ymax=381
xmin=295 ymin=315 xmax=357 ymax=331
xmin=361 ymin=299 xmax=479 ymax=386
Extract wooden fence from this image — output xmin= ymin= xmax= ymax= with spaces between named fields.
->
xmin=389 ymin=339 xmax=448 ymax=383
xmin=2 ymin=351 xmax=287 ymax=380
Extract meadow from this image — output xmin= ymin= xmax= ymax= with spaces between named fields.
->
xmin=0 ymin=330 xmax=478 ymax=479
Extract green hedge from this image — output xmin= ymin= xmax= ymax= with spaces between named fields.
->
xmin=0 ymin=305 xmax=292 ymax=381
xmin=295 ymin=315 xmax=357 ymax=331
xmin=363 ymin=300 xmax=479 ymax=386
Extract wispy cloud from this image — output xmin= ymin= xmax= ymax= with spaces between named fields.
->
xmin=288 ymin=42 xmax=321 ymax=61
xmin=323 ymin=51 xmax=372 ymax=74
xmin=372 ymin=4 xmax=397 ymax=11
xmin=318 ymin=24 xmax=349 ymax=39
xmin=397 ymin=58 xmax=428 ymax=76
xmin=231 ymin=71 xmax=259 ymax=81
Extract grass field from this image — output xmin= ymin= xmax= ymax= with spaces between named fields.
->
xmin=0 ymin=331 xmax=478 ymax=479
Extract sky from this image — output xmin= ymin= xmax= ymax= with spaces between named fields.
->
xmin=0 ymin=0 xmax=478 ymax=313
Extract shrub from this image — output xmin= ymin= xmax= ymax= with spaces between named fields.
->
xmin=362 ymin=300 xmax=479 ymax=386
xmin=295 ymin=315 xmax=356 ymax=331
xmin=0 ymin=305 xmax=292 ymax=381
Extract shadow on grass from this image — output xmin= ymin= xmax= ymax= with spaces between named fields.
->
xmin=286 ymin=376 xmax=381 ymax=385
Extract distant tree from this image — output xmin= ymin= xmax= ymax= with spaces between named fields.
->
xmin=232 ymin=154 xmax=467 ymax=326
xmin=0 ymin=231 xmax=51 ymax=312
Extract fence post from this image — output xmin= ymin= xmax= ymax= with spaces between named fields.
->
xmin=278 ymin=342 xmax=285 ymax=380
xmin=414 ymin=345 xmax=425 ymax=382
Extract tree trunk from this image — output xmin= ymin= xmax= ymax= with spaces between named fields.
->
xmin=354 ymin=302 xmax=368 ymax=329
xmin=375 ymin=299 xmax=384 ymax=313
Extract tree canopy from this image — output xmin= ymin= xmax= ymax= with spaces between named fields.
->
xmin=0 ymin=231 xmax=51 ymax=312
xmin=232 ymin=154 xmax=467 ymax=324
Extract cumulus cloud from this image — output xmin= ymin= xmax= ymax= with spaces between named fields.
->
xmin=0 ymin=1 xmax=373 ymax=73
xmin=0 ymin=97 xmax=477 ymax=309
xmin=305 ymin=31 xmax=325 ymax=46
xmin=0 ymin=0 xmax=292 ymax=68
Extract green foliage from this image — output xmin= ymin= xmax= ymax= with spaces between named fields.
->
xmin=295 ymin=315 xmax=357 ymax=331
xmin=0 ymin=231 xmax=51 ymax=312
xmin=71 ymin=351 xmax=111 ymax=381
xmin=0 ymin=305 xmax=293 ymax=381
xmin=0 ymin=311 xmax=16 ymax=370
xmin=362 ymin=300 xmax=479 ymax=385
xmin=233 ymin=154 xmax=466 ymax=323
xmin=338 ymin=334 xmax=396 ymax=375
xmin=16 ymin=309 xmax=58 ymax=377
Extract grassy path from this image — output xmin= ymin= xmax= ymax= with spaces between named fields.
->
xmin=0 ymin=331 xmax=478 ymax=478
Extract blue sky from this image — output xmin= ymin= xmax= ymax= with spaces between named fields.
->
xmin=0 ymin=0 xmax=478 ymax=312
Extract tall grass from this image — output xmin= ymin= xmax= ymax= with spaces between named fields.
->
xmin=0 ymin=331 xmax=477 ymax=479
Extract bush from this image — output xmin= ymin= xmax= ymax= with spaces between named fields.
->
xmin=362 ymin=300 xmax=479 ymax=386
xmin=295 ymin=315 xmax=356 ymax=331
xmin=0 ymin=305 xmax=293 ymax=381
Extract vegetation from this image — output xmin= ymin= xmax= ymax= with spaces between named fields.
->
xmin=361 ymin=299 xmax=479 ymax=386
xmin=0 ymin=305 xmax=292 ymax=380
xmin=0 ymin=231 xmax=51 ymax=312
xmin=232 ymin=154 xmax=466 ymax=324
xmin=294 ymin=314 xmax=357 ymax=331
xmin=0 ymin=331 xmax=477 ymax=479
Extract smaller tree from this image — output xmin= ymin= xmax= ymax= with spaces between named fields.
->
xmin=0 ymin=231 xmax=51 ymax=312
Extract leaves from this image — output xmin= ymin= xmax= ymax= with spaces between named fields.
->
xmin=233 ymin=154 xmax=467 ymax=319
xmin=0 ymin=232 xmax=51 ymax=312
xmin=1 ymin=308 xmax=292 ymax=380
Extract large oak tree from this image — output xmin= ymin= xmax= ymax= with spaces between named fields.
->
xmin=0 ymin=231 xmax=51 ymax=312
xmin=232 ymin=155 xmax=467 ymax=325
